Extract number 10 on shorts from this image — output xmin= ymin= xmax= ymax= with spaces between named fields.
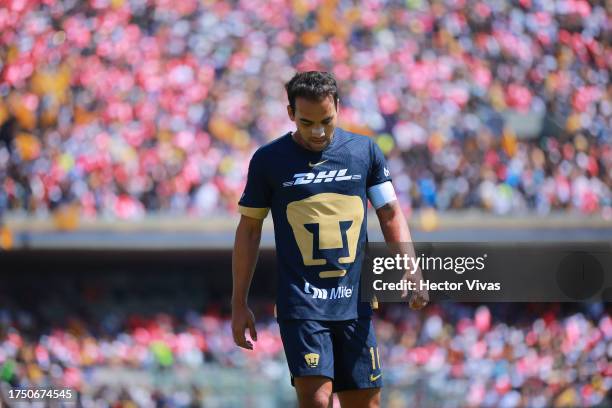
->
xmin=369 ymin=347 xmax=381 ymax=370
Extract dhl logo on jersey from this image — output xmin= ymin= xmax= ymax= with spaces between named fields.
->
xmin=283 ymin=169 xmax=361 ymax=187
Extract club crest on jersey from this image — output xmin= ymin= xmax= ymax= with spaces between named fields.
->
xmin=304 ymin=353 xmax=319 ymax=368
xmin=282 ymin=169 xmax=361 ymax=187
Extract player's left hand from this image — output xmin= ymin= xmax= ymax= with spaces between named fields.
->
xmin=407 ymin=288 xmax=429 ymax=310
xmin=400 ymin=270 xmax=429 ymax=310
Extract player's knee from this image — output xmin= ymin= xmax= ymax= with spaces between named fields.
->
xmin=368 ymin=392 xmax=381 ymax=408
xmin=297 ymin=390 xmax=332 ymax=408
xmin=295 ymin=377 xmax=332 ymax=408
xmin=337 ymin=388 xmax=381 ymax=408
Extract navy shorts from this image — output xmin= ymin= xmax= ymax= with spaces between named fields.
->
xmin=278 ymin=318 xmax=382 ymax=392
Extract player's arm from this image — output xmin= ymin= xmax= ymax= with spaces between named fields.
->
xmin=367 ymin=138 xmax=428 ymax=309
xmin=231 ymin=214 xmax=263 ymax=350
xmin=232 ymin=149 xmax=271 ymax=350
xmin=371 ymin=184 xmax=429 ymax=310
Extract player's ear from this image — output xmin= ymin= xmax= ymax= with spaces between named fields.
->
xmin=287 ymin=105 xmax=295 ymax=121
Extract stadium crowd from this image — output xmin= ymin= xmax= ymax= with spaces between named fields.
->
xmin=0 ymin=0 xmax=610 ymax=219
xmin=0 ymin=302 xmax=610 ymax=407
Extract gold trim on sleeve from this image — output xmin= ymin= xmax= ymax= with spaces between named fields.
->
xmin=238 ymin=205 xmax=270 ymax=220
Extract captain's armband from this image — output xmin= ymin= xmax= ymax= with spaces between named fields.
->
xmin=367 ymin=181 xmax=397 ymax=209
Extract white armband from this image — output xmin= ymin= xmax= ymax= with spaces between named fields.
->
xmin=367 ymin=181 xmax=397 ymax=209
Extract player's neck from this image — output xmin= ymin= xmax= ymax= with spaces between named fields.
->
xmin=291 ymin=131 xmax=307 ymax=150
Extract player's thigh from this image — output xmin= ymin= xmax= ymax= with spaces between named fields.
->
xmin=278 ymin=319 xmax=335 ymax=381
xmin=332 ymin=318 xmax=382 ymax=392
xmin=294 ymin=376 xmax=333 ymax=408
xmin=337 ymin=387 xmax=381 ymax=408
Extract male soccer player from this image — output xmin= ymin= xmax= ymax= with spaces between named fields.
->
xmin=232 ymin=71 xmax=428 ymax=408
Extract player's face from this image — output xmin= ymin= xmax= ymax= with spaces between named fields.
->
xmin=288 ymin=96 xmax=338 ymax=152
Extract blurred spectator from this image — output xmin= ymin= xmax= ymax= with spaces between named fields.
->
xmin=0 ymin=0 xmax=610 ymax=218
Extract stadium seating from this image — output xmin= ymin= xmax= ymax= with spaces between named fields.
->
xmin=0 ymin=0 xmax=610 ymax=218
xmin=0 ymin=299 xmax=609 ymax=406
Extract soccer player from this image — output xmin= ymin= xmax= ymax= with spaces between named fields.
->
xmin=232 ymin=71 xmax=428 ymax=408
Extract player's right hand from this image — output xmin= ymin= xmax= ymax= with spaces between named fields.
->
xmin=231 ymin=304 xmax=257 ymax=350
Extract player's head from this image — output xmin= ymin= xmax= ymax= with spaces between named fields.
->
xmin=285 ymin=71 xmax=339 ymax=152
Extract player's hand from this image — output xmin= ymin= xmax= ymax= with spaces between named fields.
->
xmin=408 ymin=287 xmax=429 ymax=310
xmin=231 ymin=303 xmax=257 ymax=350
xmin=401 ymin=270 xmax=429 ymax=310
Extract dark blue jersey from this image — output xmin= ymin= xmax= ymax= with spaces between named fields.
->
xmin=238 ymin=128 xmax=391 ymax=320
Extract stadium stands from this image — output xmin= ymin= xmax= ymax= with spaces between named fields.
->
xmin=0 ymin=299 xmax=609 ymax=406
xmin=0 ymin=253 xmax=608 ymax=406
xmin=0 ymin=0 xmax=610 ymax=218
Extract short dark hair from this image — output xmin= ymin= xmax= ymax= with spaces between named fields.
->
xmin=285 ymin=71 xmax=339 ymax=113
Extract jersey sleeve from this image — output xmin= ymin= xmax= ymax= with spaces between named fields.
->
xmin=367 ymin=138 xmax=392 ymax=188
xmin=238 ymin=150 xmax=272 ymax=219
